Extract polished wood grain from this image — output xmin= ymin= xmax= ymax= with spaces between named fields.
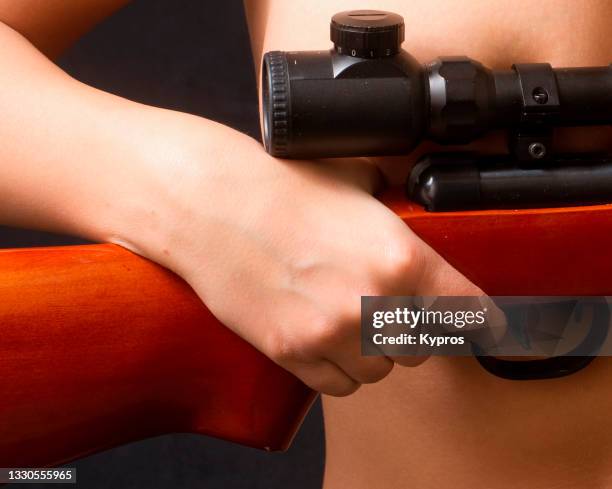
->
xmin=0 ymin=244 xmax=316 ymax=466
xmin=389 ymin=189 xmax=612 ymax=295
xmin=2 ymin=189 xmax=611 ymax=466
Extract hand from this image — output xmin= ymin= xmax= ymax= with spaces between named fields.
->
xmin=115 ymin=118 xmax=482 ymax=396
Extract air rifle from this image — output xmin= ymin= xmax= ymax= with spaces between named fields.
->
xmin=2 ymin=8 xmax=612 ymax=467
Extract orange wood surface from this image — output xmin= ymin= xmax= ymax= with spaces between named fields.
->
xmin=388 ymin=189 xmax=612 ymax=295
xmin=0 ymin=245 xmax=316 ymax=466
xmin=2 ymin=187 xmax=612 ymax=467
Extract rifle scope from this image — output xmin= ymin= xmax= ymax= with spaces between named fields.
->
xmin=262 ymin=10 xmax=612 ymax=159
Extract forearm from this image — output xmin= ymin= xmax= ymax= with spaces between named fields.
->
xmin=0 ymin=3 xmax=482 ymax=413
xmin=0 ymin=21 xmax=231 ymax=252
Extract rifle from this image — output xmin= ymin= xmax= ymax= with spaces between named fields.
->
xmin=3 ymin=189 xmax=612 ymax=465
xmin=2 ymin=8 xmax=612 ymax=467
xmin=260 ymin=10 xmax=612 ymax=376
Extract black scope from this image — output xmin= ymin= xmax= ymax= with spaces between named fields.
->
xmin=262 ymin=10 xmax=612 ymax=159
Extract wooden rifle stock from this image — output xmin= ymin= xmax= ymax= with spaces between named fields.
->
xmin=2 ymin=188 xmax=612 ymax=466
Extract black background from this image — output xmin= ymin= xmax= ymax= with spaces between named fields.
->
xmin=3 ymin=1 xmax=325 ymax=488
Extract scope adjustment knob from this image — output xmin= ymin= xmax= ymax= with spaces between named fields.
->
xmin=330 ymin=10 xmax=405 ymax=58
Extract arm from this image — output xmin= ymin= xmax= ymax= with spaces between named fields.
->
xmin=0 ymin=2 xmax=479 ymax=404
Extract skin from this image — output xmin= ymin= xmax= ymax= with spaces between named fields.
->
xmin=245 ymin=1 xmax=612 ymax=488
xmin=0 ymin=1 xmax=610 ymax=487
xmin=0 ymin=3 xmax=476 ymax=398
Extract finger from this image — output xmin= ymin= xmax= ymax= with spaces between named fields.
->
xmin=284 ymin=272 xmax=397 ymax=385
xmin=475 ymin=296 xmax=508 ymax=348
xmin=431 ymin=295 xmax=508 ymax=351
xmin=329 ymin=336 xmax=395 ymax=384
xmin=299 ymin=303 xmax=396 ymax=385
xmin=415 ymin=245 xmax=507 ymax=349
xmin=361 ymin=295 xmax=430 ymax=367
xmin=391 ymin=355 xmax=430 ymax=367
xmin=289 ymin=358 xmax=361 ymax=397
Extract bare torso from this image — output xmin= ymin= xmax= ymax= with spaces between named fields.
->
xmin=245 ymin=2 xmax=612 ymax=488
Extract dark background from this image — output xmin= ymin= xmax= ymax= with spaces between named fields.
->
xmin=3 ymin=1 xmax=325 ymax=488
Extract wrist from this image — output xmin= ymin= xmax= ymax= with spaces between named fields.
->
xmin=95 ymin=109 xmax=259 ymax=274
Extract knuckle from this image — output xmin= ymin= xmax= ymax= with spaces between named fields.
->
xmin=266 ymin=310 xmax=360 ymax=365
xmin=304 ymin=314 xmax=346 ymax=352
xmin=382 ymin=232 xmax=422 ymax=281
xmin=315 ymin=378 xmax=361 ymax=397
xmin=296 ymin=361 xmax=362 ymax=397
xmin=392 ymin=355 xmax=430 ymax=367
xmin=336 ymin=305 xmax=362 ymax=329
xmin=332 ymin=383 xmax=361 ymax=397
xmin=265 ymin=329 xmax=302 ymax=365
